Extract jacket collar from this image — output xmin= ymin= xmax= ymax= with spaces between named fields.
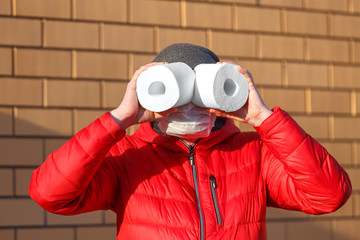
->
xmin=132 ymin=118 xmax=240 ymax=152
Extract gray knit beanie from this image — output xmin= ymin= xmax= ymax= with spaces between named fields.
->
xmin=153 ymin=43 xmax=220 ymax=69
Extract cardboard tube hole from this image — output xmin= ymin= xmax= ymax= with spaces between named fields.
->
xmin=148 ymin=81 xmax=166 ymax=96
xmin=224 ymin=79 xmax=237 ymax=97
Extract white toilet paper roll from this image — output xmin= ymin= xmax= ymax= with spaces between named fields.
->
xmin=192 ymin=63 xmax=249 ymax=112
xmin=136 ymin=62 xmax=195 ymax=112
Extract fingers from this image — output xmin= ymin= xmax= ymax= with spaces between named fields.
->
xmin=236 ymin=65 xmax=254 ymax=83
xmin=216 ymin=61 xmax=237 ymax=65
xmin=209 ymin=108 xmax=246 ymax=123
xmin=139 ymin=62 xmax=168 ymax=72
xmin=209 ymin=108 xmax=234 ymax=120
xmin=128 ymin=62 xmax=168 ymax=90
xmin=209 ymin=108 xmax=226 ymax=116
xmin=216 ymin=61 xmax=254 ymax=83
xmin=133 ymin=62 xmax=167 ymax=80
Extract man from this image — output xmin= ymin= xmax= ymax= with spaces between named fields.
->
xmin=29 ymin=43 xmax=352 ymax=239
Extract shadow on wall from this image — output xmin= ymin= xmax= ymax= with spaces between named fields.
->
xmin=0 ymin=112 xmax=356 ymax=240
xmin=2 ymin=109 xmax=108 ymax=138
xmin=266 ymin=207 xmax=358 ymax=240
xmin=0 ymin=111 xmax=117 ymax=240
xmin=0 ymin=112 xmax=62 ymax=167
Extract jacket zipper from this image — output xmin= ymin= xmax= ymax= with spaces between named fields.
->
xmin=180 ymin=139 xmax=204 ymax=240
xmin=209 ymin=175 xmax=222 ymax=225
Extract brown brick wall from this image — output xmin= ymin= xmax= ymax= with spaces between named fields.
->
xmin=0 ymin=0 xmax=358 ymax=239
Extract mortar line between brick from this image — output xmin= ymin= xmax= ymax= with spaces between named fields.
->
xmin=181 ymin=0 xmax=187 ymax=28
xmin=72 ymin=109 xmax=77 ymax=136
xmin=11 ymin=0 xmax=16 ymax=16
xmin=1 ymin=105 xmax=114 ymax=112
xmin=328 ymin=114 xmax=335 ymax=140
xmin=281 ymin=60 xmax=288 ymax=87
xmin=128 ymin=53 xmax=134 ymax=80
xmin=206 ymin=29 xmax=213 ymax=50
xmin=0 ymin=222 xmax=117 ymax=229
xmin=256 ymin=34 xmax=262 ymax=60
xmin=74 ymin=226 xmax=78 ymax=240
xmin=280 ymin=8 xmax=287 ymax=33
xmin=41 ymin=138 xmax=46 ymax=165
xmin=327 ymin=12 xmax=333 ymax=37
xmin=42 ymin=78 xmax=48 ymax=108
xmin=284 ymin=221 xmax=288 ymax=239
xmin=71 ymin=50 xmax=77 ymax=79
xmin=100 ymin=80 xmax=106 ymax=109
xmin=127 ymin=0 xmax=132 ymax=23
xmin=353 ymin=192 xmax=358 ymax=217
xmin=102 ymin=210 xmax=106 ymax=225
xmin=349 ymin=39 xmax=355 ymax=64
xmin=41 ymin=19 xmax=47 ymax=48
xmin=14 ymin=227 xmax=18 ymax=240
xmin=231 ymin=4 xmax=238 ymax=31
xmin=12 ymin=168 xmax=16 ymax=197
xmin=302 ymin=0 xmax=308 ymax=9
xmin=330 ymin=220 xmax=335 ymax=240
xmin=154 ymin=26 xmax=160 ymax=53
xmin=258 ymin=87 xmax=264 ymax=102
xmin=2 ymin=27 xmax=359 ymax=45
xmin=351 ymin=141 xmax=358 ymax=166
xmin=348 ymin=0 xmax=354 ymax=13
xmin=350 ymin=89 xmax=356 ymax=117
xmin=4 ymin=8 xmax=360 ymax=24
xmin=71 ymin=0 xmax=77 ymax=20
xmin=303 ymin=37 xmax=310 ymax=62
xmin=328 ymin=64 xmax=334 ymax=88
xmin=44 ymin=210 xmax=48 ymax=227
xmin=99 ymin=22 xmax=105 ymax=50
xmin=12 ymin=107 xmax=17 ymax=136
xmin=12 ymin=47 xmax=17 ymax=77
xmin=305 ymin=88 xmax=311 ymax=115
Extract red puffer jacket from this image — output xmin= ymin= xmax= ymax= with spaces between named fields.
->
xmin=29 ymin=107 xmax=351 ymax=240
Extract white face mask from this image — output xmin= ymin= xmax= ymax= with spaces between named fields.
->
xmin=157 ymin=104 xmax=216 ymax=139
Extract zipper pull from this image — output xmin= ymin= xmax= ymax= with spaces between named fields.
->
xmin=210 ymin=174 xmax=222 ymax=225
xmin=210 ymin=175 xmax=216 ymax=188
xmin=189 ymin=147 xmax=195 ymax=166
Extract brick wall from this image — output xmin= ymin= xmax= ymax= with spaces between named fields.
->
xmin=0 ymin=0 xmax=359 ymax=239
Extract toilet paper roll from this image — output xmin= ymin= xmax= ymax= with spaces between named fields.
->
xmin=192 ymin=63 xmax=249 ymax=112
xmin=136 ymin=62 xmax=195 ymax=112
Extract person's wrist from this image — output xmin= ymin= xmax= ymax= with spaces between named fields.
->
xmin=110 ymin=107 xmax=135 ymax=130
xmin=250 ymin=108 xmax=273 ymax=127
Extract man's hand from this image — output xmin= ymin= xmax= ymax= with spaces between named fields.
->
xmin=110 ymin=62 xmax=177 ymax=130
xmin=209 ymin=63 xmax=273 ymax=127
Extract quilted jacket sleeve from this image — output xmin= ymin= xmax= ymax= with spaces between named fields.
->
xmin=29 ymin=112 xmax=126 ymax=215
xmin=256 ymin=107 xmax=352 ymax=214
